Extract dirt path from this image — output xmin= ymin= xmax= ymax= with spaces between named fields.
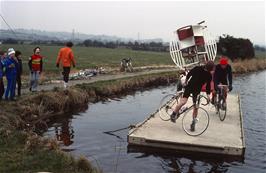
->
xmin=21 ymin=68 xmax=178 ymax=94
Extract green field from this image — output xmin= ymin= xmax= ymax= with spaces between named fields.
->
xmin=254 ymin=50 xmax=266 ymax=59
xmin=1 ymin=44 xmax=265 ymax=74
xmin=0 ymin=44 xmax=173 ymax=73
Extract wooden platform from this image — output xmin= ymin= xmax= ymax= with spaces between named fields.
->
xmin=128 ymin=94 xmax=245 ymax=156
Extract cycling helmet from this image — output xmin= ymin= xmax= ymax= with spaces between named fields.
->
xmin=220 ymin=57 xmax=228 ymax=65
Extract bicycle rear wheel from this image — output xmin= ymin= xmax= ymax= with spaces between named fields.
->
xmin=218 ymin=100 xmax=227 ymax=121
xmin=158 ymin=94 xmax=179 ymax=121
xmin=182 ymin=107 xmax=209 ymax=136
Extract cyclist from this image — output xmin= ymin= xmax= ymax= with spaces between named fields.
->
xmin=120 ymin=57 xmax=133 ymax=72
xmin=212 ymin=56 xmax=233 ymax=107
xmin=170 ymin=61 xmax=215 ymax=131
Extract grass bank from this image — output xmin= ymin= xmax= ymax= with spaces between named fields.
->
xmin=232 ymin=58 xmax=266 ymax=74
xmin=0 ymin=92 xmax=99 ymax=173
xmin=0 ymin=131 xmax=99 ymax=173
xmin=0 ymin=71 xmax=178 ymax=172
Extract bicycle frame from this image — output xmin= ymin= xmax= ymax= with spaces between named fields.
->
xmin=214 ymin=84 xmax=228 ymax=122
xmin=177 ymin=92 xmax=209 ymax=116
xmin=159 ymin=91 xmax=210 ymax=136
xmin=217 ymin=85 xmax=228 ymax=106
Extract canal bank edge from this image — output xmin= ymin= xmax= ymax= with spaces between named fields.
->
xmin=0 ymin=70 xmax=179 ymax=172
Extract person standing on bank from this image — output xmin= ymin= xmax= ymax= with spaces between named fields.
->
xmin=28 ymin=47 xmax=43 ymax=92
xmin=0 ymin=51 xmax=5 ymax=101
xmin=56 ymin=42 xmax=76 ymax=88
xmin=15 ymin=51 xmax=23 ymax=96
xmin=3 ymin=48 xmax=17 ymax=101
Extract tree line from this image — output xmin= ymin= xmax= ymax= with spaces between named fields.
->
xmin=1 ymin=38 xmax=169 ymax=52
xmin=217 ymin=34 xmax=258 ymax=61
xmin=80 ymin=39 xmax=168 ymax=52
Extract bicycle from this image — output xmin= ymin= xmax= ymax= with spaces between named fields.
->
xmin=158 ymin=91 xmax=210 ymax=136
xmin=213 ymin=84 xmax=228 ymax=121
xmin=120 ymin=57 xmax=133 ymax=72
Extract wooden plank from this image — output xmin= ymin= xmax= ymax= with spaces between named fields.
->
xmin=128 ymin=93 xmax=245 ymax=156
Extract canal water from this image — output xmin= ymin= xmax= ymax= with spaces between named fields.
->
xmin=44 ymin=70 xmax=266 ymax=173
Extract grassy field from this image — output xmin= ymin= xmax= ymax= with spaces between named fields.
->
xmin=0 ymin=44 xmax=173 ymax=73
xmin=1 ymin=44 xmax=265 ymax=75
xmin=254 ymin=50 xmax=266 ymax=59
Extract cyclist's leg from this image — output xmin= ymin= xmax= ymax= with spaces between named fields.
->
xmin=190 ymin=93 xmax=199 ymax=131
xmin=192 ymin=93 xmax=198 ymax=118
xmin=221 ymin=86 xmax=227 ymax=110
xmin=170 ymin=87 xmax=190 ymax=122
xmin=173 ymin=88 xmax=190 ymax=114
xmin=217 ymin=86 xmax=222 ymax=101
xmin=224 ymin=87 xmax=228 ymax=102
xmin=211 ymin=89 xmax=216 ymax=104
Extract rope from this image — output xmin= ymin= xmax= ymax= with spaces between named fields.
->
xmin=0 ymin=14 xmax=20 ymax=40
xmin=103 ymin=124 xmax=136 ymax=134
xmin=103 ymin=124 xmax=136 ymax=140
xmin=0 ymin=13 xmax=28 ymax=50
xmin=0 ymin=13 xmax=62 ymax=45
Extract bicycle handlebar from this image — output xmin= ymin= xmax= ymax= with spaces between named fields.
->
xmin=218 ymin=84 xmax=228 ymax=87
xmin=217 ymin=84 xmax=230 ymax=92
xmin=176 ymin=90 xmax=184 ymax=95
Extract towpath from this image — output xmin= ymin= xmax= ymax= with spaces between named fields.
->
xmin=21 ymin=68 xmax=178 ymax=94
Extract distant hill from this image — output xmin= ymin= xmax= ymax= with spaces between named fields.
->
xmin=0 ymin=29 xmax=164 ymax=43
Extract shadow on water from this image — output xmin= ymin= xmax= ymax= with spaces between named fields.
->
xmin=43 ymin=71 xmax=266 ymax=173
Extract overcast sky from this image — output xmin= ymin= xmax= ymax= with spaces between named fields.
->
xmin=0 ymin=1 xmax=265 ymax=45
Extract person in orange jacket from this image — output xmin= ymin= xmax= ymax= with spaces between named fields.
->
xmin=56 ymin=42 xmax=76 ymax=88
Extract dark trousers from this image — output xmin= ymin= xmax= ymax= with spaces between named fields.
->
xmin=17 ymin=75 xmax=21 ymax=96
xmin=0 ymin=78 xmax=4 ymax=100
xmin=63 ymin=67 xmax=71 ymax=83
xmin=5 ymin=76 xmax=16 ymax=100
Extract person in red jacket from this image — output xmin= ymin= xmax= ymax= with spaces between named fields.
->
xmin=28 ymin=47 xmax=43 ymax=92
xmin=56 ymin=42 xmax=76 ymax=88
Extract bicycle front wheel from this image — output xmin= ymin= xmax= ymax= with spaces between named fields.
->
xmin=158 ymin=94 xmax=179 ymax=121
xmin=218 ymin=100 xmax=227 ymax=121
xmin=182 ymin=107 xmax=209 ymax=136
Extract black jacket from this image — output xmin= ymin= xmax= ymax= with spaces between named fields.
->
xmin=16 ymin=58 xmax=23 ymax=76
xmin=186 ymin=66 xmax=212 ymax=95
xmin=214 ymin=64 xmax=232 ymax=88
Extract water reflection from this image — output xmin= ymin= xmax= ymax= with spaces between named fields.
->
xmin=51 ymin=118 xmax=75 ymax=146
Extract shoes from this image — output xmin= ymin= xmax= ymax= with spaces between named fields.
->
xmin=170 ymin=113 xmax=176 ymax=123
xmin=4 ymin=97 xmax=16 ymax=101
xmin=190 ymin=118 xmax=198 ymax=132
xmin=170 ymin=112 xmax=180 ymax=123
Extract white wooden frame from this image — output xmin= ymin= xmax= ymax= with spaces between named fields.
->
xmin=170 ymin=25 xmax=217 ymax=70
